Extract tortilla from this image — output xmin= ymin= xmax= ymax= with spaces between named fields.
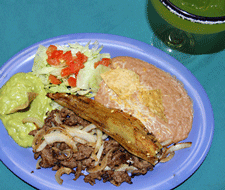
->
xmin=8 ymin=92 xmax=38 ymax=114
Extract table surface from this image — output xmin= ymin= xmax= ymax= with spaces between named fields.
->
xmin=0 ymin=0 xmax=224 ymax=189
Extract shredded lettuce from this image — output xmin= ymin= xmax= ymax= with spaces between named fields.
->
xmin=77 ymin=64 xmax=110 ymax=95
xmin=32 ymin=41 xmax=111 ymax=97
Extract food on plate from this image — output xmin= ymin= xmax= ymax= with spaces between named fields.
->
xmin=0 ymin=41 xmax=111 ymax=147
xmin=32 ymin=41 xmax=111 ymax=97
xmin=34 ymin=92 xmax=191 ymax=186
xmin=30 ymin=55 xmax=193 ymax=186
xmin=30 ymin=108 xmax=156 ymax=186
xmin=0 ymin=73 xmax=52 ymax=147
xmin=0 ymin=40 xmax=194 ymax=186
xmin=95 ymin=56 xmax=193 ymax=145
xmin=47 ymin=93 xmax=162 ymax=164
xmin=8 ymin=92 xmax=38 ymax=114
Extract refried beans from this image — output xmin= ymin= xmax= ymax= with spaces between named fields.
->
xmin=95 ymin=56 xmax=193 ymax=144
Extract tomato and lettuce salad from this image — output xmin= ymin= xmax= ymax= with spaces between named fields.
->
xmin=32 ymin=41 xmax=111 ymax=97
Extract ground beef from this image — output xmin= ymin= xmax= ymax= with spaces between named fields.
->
xmin=58 ymin=108 xmax=91 ymax=126
xmin=30 ymin=108 xmax=154 ymax=186
xmin=28 ymin=108 xmax=91 ymax=136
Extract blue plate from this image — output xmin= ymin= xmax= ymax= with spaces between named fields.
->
xmin=0 ymin=33 xmax=214 ymax=190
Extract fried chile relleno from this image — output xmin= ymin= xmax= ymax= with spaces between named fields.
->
xmin=47 ymin=93 xmax=163 ymax=165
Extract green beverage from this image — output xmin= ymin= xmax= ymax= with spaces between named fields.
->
xmin=170 ymin=0 xmax=225 ymax=17
xmin=150 ymin=0 xmax=225 ymax=34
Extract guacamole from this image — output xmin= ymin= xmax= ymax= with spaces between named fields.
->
xmin=0 ymin=72 xmax=52 ymax=147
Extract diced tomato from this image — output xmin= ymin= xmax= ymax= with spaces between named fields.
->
xmin=46 ymin=48 xmax=88 ymax=86
xmin=73 ymin=57 xmax=82 ymax=65
xmin=76 ymin=51 xmax=88 ymax=64
xmin=68 ymin=77 xmax=77 ymax=87
xmin=49 ymin=74 xmax=62 ymax=85
xmin=46 ymin=47 xmax=88 ymax=69
xmin=69 ymin=61 xmax=85 ymax=75
xmin=60 ymin=51 xmax=73 ymax=65
xmin=46 ymin=45 xmax=57 ymax=57
xmin=94 ymin=61 xmax=99 ymax=69
xmin=94 ymin=58 xmax=111 ymax=68
xmin=61 ymin=67 xmax=71 ymax=77
xmin=50 ymin=50 xmax=64 ymax=60
xmin=47 ymin=58 xmax=60 ymax=66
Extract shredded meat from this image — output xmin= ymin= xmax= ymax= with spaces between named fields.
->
xmin=30 ymin=108 xmax=154 ymax=186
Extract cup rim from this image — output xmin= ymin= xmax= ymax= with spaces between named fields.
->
xmin=161 ymin=0 xmax=225 ymax=24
